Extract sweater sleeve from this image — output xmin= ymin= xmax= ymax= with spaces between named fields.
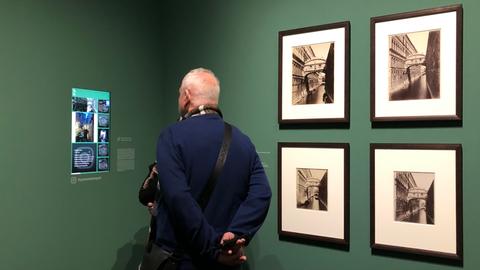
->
xmin=156 ymin=128 xmax=220 ymax=261
xmin=227 ymin=146 xmax=272 ymax=242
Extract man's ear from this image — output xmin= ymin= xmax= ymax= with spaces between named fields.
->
xmin=184 ymin=88 xmax=192 ymax=101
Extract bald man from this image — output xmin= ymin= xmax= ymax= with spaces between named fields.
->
xmin=148 ymin=68 xmax=271 ymax=270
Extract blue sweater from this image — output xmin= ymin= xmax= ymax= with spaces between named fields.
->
xmin=155 ymin=113 xmax=271 ymax=269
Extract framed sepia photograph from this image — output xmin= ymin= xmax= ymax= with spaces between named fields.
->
xmin=278 ymin=142 xmax=349 ymax=246
xmin=279 ymin=21 xmax=350 ymax=124
xmin=371 ymin=5 xmax=463 ymax=122
xmin=371 ymin=144 xmax=462 ymax=260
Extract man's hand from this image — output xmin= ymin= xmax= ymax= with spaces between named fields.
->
xmin=147 ymin=202 xmax=157 ymax=216
xmin=217 ymin=232 xmax=247 ymax=266
xmin=151 ymin=165 xmax=158 ymax=175
xmin=143 ymin=167 xmax=158 ymax=189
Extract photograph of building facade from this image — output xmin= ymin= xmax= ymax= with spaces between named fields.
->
xmin=388 ymin=30 xmax=440 ymax=101
xmin=394 ymin=171 xmax=435 ymax=225
xmin=296 ymin=168 xmax=328 ymax=211
xmin=292 ymin=42 xmax=334 ymax=105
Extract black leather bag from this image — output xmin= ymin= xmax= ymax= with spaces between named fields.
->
xmin=139 ymin=243 xmax=174 ymax=270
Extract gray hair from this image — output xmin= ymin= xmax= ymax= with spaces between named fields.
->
xmin=179 ymin=68 xmax=220 ymax=104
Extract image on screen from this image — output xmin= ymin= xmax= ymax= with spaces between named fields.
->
xmin=98 ymin=143 xmax=109 ymax=156
xmin=74 ymin=112 xmax=94 ymax=142
xmin=98 ymin=99 xmax=110 ymax=113
xmin=72 ymin=143 xmax=97 ymax=173
xmin=72 ymin=97 xmax=97 ymax=112
xmin=72 ymin=97 xmax=88 ymax=112
xmin=98 ymin=114 xmax=109 ymax=128
xmin=71 ymin=88 xmax=110 ymax=174
xmin=98 ymin=158 xmax=110 ymax=171
xmin=98 ymin=129 xmax=109 ymax=143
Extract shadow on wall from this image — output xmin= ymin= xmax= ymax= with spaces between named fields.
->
xmin=242 ymin=233 xmax=284 ymax=270
xmin=111 ymin=226 xmax=149 ymax=270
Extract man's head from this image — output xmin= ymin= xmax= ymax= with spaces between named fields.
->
xmin=178 ymin=68 xmax=220 ymax=116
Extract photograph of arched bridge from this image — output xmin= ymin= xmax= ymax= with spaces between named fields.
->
xmin=394 ymin=171 xmax=434 ymax=225
xmin=296 ymin=168 xmax=328 ymax=211
xmin=292 ymin=42 xmax=334 ymax=105
xmin=388 ymin=30 xmax=440 ymax=101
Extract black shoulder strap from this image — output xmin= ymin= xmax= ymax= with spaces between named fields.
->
xmin=153 ymin=122 xmax=232 ymax=208
xmin=197 ymin=122 xmax=233 ymax=210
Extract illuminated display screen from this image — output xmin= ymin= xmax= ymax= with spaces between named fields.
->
xmin=71 ymin=88 xmax=110 ymax=174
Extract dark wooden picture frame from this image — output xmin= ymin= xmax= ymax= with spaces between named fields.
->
xmin=278 ymin=142 xmax=349 ymax=247
xmin=371 ymin=5 xmax=463 ymax=122
xmin=278 ymin=21 xmax=350 ymax=124
xmin=370 ymin=143 xmax=463 ymax=261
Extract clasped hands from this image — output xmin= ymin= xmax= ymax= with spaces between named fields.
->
xmin=217 ymin=232 xmax=247 ymax=266
xmin=145 ymin=204 xmax=247 ymax=265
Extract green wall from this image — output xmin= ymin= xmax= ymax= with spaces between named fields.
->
xmin=0 ymin=1 xmax=164 ymax=269
xmin=2 ymin=0 xmax=480 ymax=269
xmin=161 ymin=0 xmax=480 ymax=269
